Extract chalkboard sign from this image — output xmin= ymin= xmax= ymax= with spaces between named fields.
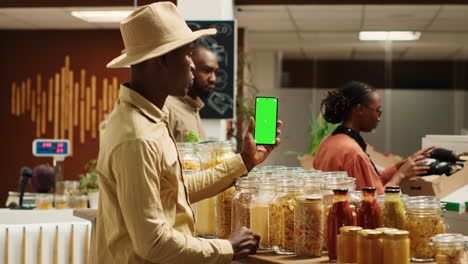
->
xmin=187 ymin=20 xmax=236 ymax=119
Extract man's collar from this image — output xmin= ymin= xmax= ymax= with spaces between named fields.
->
xmin=177 ymin=95 xmax=205 ymax=110
xmin=119 ymin=84 xmax=168 ymax=123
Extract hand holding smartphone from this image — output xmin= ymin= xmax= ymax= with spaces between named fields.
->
xmin=254 ymin=96 xmax=278 ymax=145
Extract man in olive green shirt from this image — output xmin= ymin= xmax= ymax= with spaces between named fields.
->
xmin=166 ymin=44 xmax=219 ymax=142
xmin=97 ymin=2 xmax=281 ymax=264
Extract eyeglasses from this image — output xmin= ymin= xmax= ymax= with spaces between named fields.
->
xmin=364 ymin=105 xmax=383 ymax=117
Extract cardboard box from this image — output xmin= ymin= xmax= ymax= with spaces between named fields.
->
xmin=400 ymin=162 xmax=468 ymax=198
xmin=366 ymin=144 xmax=403 ymax=169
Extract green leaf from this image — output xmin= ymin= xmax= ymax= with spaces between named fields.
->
xmin=183 ymin=130 xmax=201 ymax=143
xmin=308 ymin=112 xmax=340 ymax=156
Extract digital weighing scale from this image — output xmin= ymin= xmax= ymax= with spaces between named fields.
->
xmin=32 ymin=139 xmax=71 ymax=183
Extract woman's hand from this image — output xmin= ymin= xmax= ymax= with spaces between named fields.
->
xmin=395 ymin=146 xmax=436 ymax=169
xmin=392 ymin=155 xmax=430 ymax=185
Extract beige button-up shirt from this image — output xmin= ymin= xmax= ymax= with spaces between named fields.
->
xmin=165 ymin=95 xmax=206 ymax=142
xmin=95 ymin=85 xmax=248 ymax=263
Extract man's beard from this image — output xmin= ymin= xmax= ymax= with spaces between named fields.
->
xmin=194 ymin=81 xmax=212 ymax=100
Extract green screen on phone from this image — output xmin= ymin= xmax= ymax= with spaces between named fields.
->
xmin=254 ymin=97 xmax=278 ymax=145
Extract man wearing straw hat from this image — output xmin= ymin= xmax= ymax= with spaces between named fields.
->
xmin=97 ymin=2 xmax=282 ymax=263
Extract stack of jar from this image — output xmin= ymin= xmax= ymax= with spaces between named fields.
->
xmin=187 ymin=140 xmax=237 ymax=239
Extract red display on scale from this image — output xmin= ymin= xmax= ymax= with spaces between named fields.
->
xmin=42 ymin=142 xmax=53 ymax=148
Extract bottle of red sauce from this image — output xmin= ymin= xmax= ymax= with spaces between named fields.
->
xmin=327 ymin=188 xmax=354 ymax=261
xmin=357 ymin=187 xmax=381 ymax=229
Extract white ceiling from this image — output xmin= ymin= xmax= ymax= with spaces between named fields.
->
xmin=238 ymin=4 xmax=468 ymax=60
xmin=0 ymin=4 xmax=468 ymax=60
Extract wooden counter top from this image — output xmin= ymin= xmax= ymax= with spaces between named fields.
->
xmin=238 ymin=250 xmax=436 ymax=264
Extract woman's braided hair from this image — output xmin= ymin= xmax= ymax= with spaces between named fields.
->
xmin=321 ymin=81 xmax=375 ymax=124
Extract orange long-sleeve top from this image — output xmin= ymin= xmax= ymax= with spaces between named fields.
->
xmin=313 ymin=133 xmax=397 ymax=195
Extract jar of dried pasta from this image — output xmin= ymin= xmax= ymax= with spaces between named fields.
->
xmin=213 ymin=141 xmax=236 ymax=239
xmin=429 ymin=233 xmax=466 ymax=264
xmin=404 ymin=197 xmax=446 ymax=262
xmin=231 ymin=178 xmax=256 ymax=232
xmin=177 ymin=142 xmax=202 ymax=171
xmin=272 ymin=179 xmax=304 ymax=254
xmin=184 ymin=142 xmax=214 ymax=237
xmin=294 ymin=195 xmax=324 ymax=258
xmin=251 ymin=177 xmax=276 ymax=249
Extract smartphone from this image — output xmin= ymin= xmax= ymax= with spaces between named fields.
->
xmin=254 ymin=96 xmax=278 ymax=145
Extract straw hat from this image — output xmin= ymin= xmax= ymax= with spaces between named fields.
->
xmin=107 ymin=2 xmax=216 ymax=68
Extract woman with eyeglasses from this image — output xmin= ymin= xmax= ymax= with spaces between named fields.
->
xmin=313 ymin=81 xmax=433 ymax=195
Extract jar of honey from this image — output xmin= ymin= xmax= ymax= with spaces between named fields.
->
xmin=337 ymin=226 xmax=362 ymax=263
xmin=358 ymin=230 xmax=383 ymax=264
xmin=382 ymin=230 xmax=410 ymax=264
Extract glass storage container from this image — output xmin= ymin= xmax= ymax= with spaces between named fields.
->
xmin=54 ymin=194 xmax=69 ymax=209
xmin=181 ymin=142 xmax=214 ymax=237
xmin=381 ymin=187 xmax=406 ymax=229
xmin=269 ymin=179 xmax=304 ymax=254
xmin=322 ymin=177 xmax=356 ymax=249
xmin=358 ymin=230 xmax=383 ymax=264
xmin=300 ymin=172 xmax=323 ymax=196
xmin=177 ymin=142 xmax=202 ymax=171
xmin=251 ymin=177 xmax=276 ymax=249
xmin=382 ymin=230 xmax=410 ymax=264
xmin=327 ymin=189 xmax=355 ymax=261
xmin=357 ymin=187 xmax=381 ymax=229
xmin=337 ymin=226 xmax=362 ymax=264
xmin=36 ymin=193 xmax=54 ymax=210
xmin=212 ymin=141 xmax=236 ymax=239
xmin=404 ymin=197 xmax=446 ymax=262
xmin=429 ymin=233 xmax=466 ymax=264
xmin=294 ymin=195 xmax=324 ymax=258
xmin=231 ymin=178 xmax=256 ymax=232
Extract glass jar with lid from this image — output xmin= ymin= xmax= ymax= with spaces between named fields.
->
xmin=276 ymin=167 xmax=305 ymax=178
xmin=251 ymin=177 xmax=276 ymax=249
xmin=404 ymin=196 xmax=446 ymax=262
xmin=322 ymin=177 xmax=355 ymax=210
xmin=381 ymin=187 xmax=406 ymax=229
xmin=261 ymin=165 xmax=286 ymax=177
xmin=269 ymin=179 xmax=304 ymax=254
xmin=358 ymin=230 xmax=383 ymax=264
xmin=382 ymin=230 xmax=410 ymax=264
xmin=322 ymin=177 xmax=356 ymax=248
xmin=429 ymin=233 xmax=466 ymax=264
xmin=337 ymin=226 xmax=362 ymax=263
xmin=357 ymin=187 xmax=381 ymax=229
xmin=231 ymin=178 xmax=256 ymax=232
xmin=213 ymin=141 xmax=237 ymax=239
xmin=196 ymin=141 xmax=236 ymax=238
xmin=214 ymin=140 xmax=236 ymax=164
xmin=187 ymin=142 xmax=215 ymax=237
xmin=177 ymin=142 xmax=202 ymax=171
xmin=294 ymin=195 xmax=324 ymax=258
xmin=196 ymin=141 xmax=216 ymax=169
xmin=327 ymin=189 xmax=355 ymax=261
xmin=301 ymin=174 xmax=323 ymax=196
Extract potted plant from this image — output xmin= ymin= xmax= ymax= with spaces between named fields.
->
xmin=80 ymin=159 xmax=99 ymax=208
xmin=298 ymin=112 xmax=340 ymax=169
